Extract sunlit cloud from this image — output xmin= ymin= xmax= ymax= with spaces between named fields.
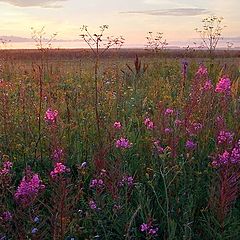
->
xmin=120 ymin=8 xmax=210 ymax=16
xmin=0 ymin=0 xmax=68 ymax=8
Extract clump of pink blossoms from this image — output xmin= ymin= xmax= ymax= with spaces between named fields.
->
xmin=113 ymin=121 xmax=122 ymax=130
xmin=50 ymin=162 xmax=70 ymax=178
xmin=153 ymin=140 xmax=164 ymax=154
xmin=196 ymin=64 xmax=208 ymax=76
xmin=217 ymin=130 xmax=234 ymax=145
xmin=0 ymin=161 xmax=13 ymax=175
xmin=115 ymin=137 xmax=132 ymax=149
xmin=90 ymin=178 xmax=104 ymax=188
xmin=164 ymin=108 xmax=174 ymax=115
xmin=52 ymin=147 xmax=64 ymax=162
xmin=44 ymin=108 xmax=58 ymax=124
xmin=15 ymin=172 xmax=45 ymax=206
xmin=118 ymin=175 xmax=134 ymax=187
xmin=186 ymin=140 xmax=197 ymax=150
xmin=203 ymin=79 xmax=213 ymax=91
xmin=140 ymin=222 xmax=159 ymax=236
xmin=212 ymin=140 xmax=240 ymax=167
xmin=215 ymin=76 xmax=231 ymax=95
xmin=144 ymin=118 xmax=154 ymax=130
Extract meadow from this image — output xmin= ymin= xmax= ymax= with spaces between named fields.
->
xmin=0 ymin=48 xmax=240 ymax=240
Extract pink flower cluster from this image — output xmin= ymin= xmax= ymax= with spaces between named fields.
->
xmin=217 ymin=130 xmax=234 ymax=145
xmin=164 ymin=108 xmax=174 ymax=115
xmin=196 ymin=64 xmax=208 ymax=76
xmin=90 ymin=178 xmax=104 ymax=188
xmin=1 ymin=211 xmax=12 ymax=222
xmin=144 ymin=117 xmax=154 ymax=130
xmin=212 ymin=142 xmax=240 ymax=167
xmin=186 ymin=140 xmax=197 ymax=150
xmin=44 ymin=108 xmax=58 ymax=124
xmin=15 ymin=173 xmax=45 ymax=206
xmin=0 ymin=161 xmax=13 ymax=175
xmin=203 ymin=79 xmax=213 ymax=91
xmin=187 ymin=122 xmax=203 ymax=136
xmin=52 ymin=148 xmax=64 ymax=162
xmin=115 ymin=137 xmax=132 ymax=149
xmin=153 ymin=140 xmax=164 ymax=154
xmin=89 ymin=200 xmax=98 ymax=210
xmin=113 ymin=121 xmax=122 ymax=130
xmin=215 ymin=76 xmax=231 ymax=95
xmin=140 ymin=222 xmax=159 ymax=236
xmin=50 ymin=162 xmax=70 ymax=178
xmin=119 ymin=175 xmax=134 ymax=187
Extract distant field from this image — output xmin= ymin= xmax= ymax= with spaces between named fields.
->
xmin=0 ymin=49 xmax=240 ymax=239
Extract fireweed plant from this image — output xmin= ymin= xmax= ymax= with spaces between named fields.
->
xmin=0 ymin=30 xmax=240 ymax=239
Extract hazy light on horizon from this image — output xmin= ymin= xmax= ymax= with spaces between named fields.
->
xmin=0 ymin=0 xmax=239 ymax=48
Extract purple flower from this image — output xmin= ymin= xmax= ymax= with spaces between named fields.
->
xmin=1 ymin=211 xmax=12 ymax=222
xmin=186 ymin=140 xmax=197 ymax=150
xmin=31 ymin=228 xmax=38 ymax=234
xmin=140 ymin=223 xmax=149 ymax=232
xmin=148 ymin=227 xmax=159 ymax=235
xmin=119 ymin=175 xmax=134 ymax=187
xmin=50 ymin=162 xmax=70 ymax=178
xmin=203 ymin=79 xmax=213 ymax=90
xmin=196 ymin=64 xmax=208 ymax=76
xmin=113 ymin=121 xmax=122 ymax=129
xmin=217 ymin=130 xmax=234 ymax=145
xmin=230 ymin=146 xmax=240 ymax=164
xmin=164 ymin=128 xmax=172 ymax=134
xmin=144 ymin=118 xmax=155 ymax=130
xmin=219 ymin=151 xmax=230 ymax=165
xmin=215 ymin=76 xmax=231 ymax=95
xmin=15 ymin=172 xmax=45 ymax=206
xmin=0 ymin=161 xmax=13 ymax=175
xmin=89 ymin=200 xmax=97 ymax=210
xmin=153 ymin=140 xmax=164 ymax=154
xmin=140 ymin=222 xmax=159 ymax=236
xmin=90 ymin=178 xmax=104 ymax=188
xmin=34 ymin=216 xmax=40 ymax=223
xmin=164 ymin=108 xmax=174 ymax=115
xmin=115 ymin=138 xmax=132 ymax=149
xmin=52 ymin=148 xmax=64 ymax=162
xmin=44 ymin=108 xmax=58 ymax=124
xmin=174 ymin=119 xmax=182 ymax=126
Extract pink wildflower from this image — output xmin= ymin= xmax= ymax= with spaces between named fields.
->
xmin=0 ymin=161 xmax=13 ymax=175
xmin=144 ymin=118 xmax=155 ymax=130
xmin=186 ymin=140 xmax=197 ymax=150
xmin=113 ymin=121 xmax=122 ymax=129
xmin=203 ymin=79 xmax=213 ymax=90
xmin=196 ymin=64 xmax=208 ymax=76
xmin=15 ymin=173 xmax=45 ymax=206
xmin=164 ymin=108 xmax=174 ymax=115
xmin=90 ymin=178 xmax=104 ymax=188
xmin=50 ymin=162 xmax=70 ymax=178
xmin=215 ymin=76 xmax=231 ymax=95
xmin=115 ymin=137 xmax=132 ymax=149
xmin=44 ymin=108 xmax=58 ymax=124
xmin=217 ymin=130 xmax=234 ymax=145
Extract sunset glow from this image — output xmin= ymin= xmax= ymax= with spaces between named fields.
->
xmin=0 ymin=0 xmax=239 ymax=48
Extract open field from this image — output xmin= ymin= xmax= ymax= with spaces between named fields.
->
xmin=0 ymin=49 xmax=240 ymax=239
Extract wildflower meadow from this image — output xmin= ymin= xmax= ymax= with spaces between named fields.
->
xmin=0 ymin=17 xmax=240 ymax=240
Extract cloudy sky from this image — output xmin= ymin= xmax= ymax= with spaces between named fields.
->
xmin=0 ymin=0 xmax=239 ymax=47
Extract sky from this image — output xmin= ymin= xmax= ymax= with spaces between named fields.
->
xmin=0 ymin=0 xmax=239 ymax=48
